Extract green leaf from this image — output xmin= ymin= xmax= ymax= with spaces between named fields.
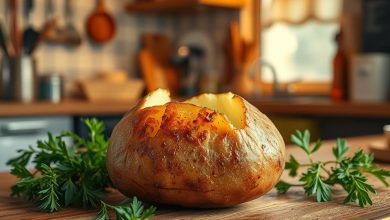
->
xmin=6 ymin=147 xmax=35 ymax=167
xmin=332 ymin=138 xmax=348 ymax=161
xmin=96 ymin=197 xmax=156 ymax=220
xmin=37 ymin=164 xmax=61 ymax=212
xmin=349 ymin=150 xmax=375 ymax=170
xmin=80 ymin=183 xmax=104 ymax=208
xmin=291 ymin=130 xmax=310 ymax=155
xmin=130 ymin=197 xmax=144 ymax=218
xmin=350 ymin=149 xmax=366 ymax=166
xmin=363 ymin=165 xmax=390 ymax=187
xmin=300 ymin=163 xmax=332 ymax=202
xmin=344 ymin=174 xmax=376 ymax=207
xmin=10 ymin=164 xmax=33 ymax=178
xmin=142 ymin=206 xmax=157 ymax=220
xmin=285 ymin=155 xmax=300 ymax=177
xmin=311 ymin=139 xmax=322 ymax=154
xmin=61 ymin=178 xmax=78 ymax=207
xmin=10 ymin=176 xmax=40 ymax=199
xmin=94 ymin=202 xmax=110 ymax=220
xmin=303 ymin=130 xmax=310 ymax=150
xmin=84 ymin=118 xmax=105 ymax=144
xmin=275 ymin=181 xmax=292 ymax=193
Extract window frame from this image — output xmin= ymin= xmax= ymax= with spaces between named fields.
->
xmin=240 ymin=0 xmax=332 ymax=96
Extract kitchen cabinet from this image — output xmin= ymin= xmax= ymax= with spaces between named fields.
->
xmin=0 ymin=135 xmax=389 ymax=218
xmin=125 ymin=0 xmax=246 ymax=12
xmin=0 ymin=116 xmax=73 ymax=171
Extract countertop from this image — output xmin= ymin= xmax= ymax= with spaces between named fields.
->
xmin=1 ymin=135 xmax=389 ymax=219
xmin=0 ymin=100 xmax=137 ymax=117
xmin=2 ymin=98 xmax=390 ymax=117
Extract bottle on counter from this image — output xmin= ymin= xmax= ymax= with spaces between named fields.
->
xmin=332 ymin=30 xmax=349 ymax=101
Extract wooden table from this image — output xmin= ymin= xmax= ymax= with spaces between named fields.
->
xmin=1 ymin=135 xmax=389 ymax=219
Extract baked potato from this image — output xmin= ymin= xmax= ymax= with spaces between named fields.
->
xmin=107 ymin=89 xmax=285 ymax=208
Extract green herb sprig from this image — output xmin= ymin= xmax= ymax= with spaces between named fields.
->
xmin=7 ymin=118 xmax=156 ymax=219
xmin=276 ymin=130 xmax=390 ymax=207
xmin=95 ymin=197 xmax=156 ymax=220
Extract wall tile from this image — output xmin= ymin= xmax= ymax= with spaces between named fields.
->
xmin=0 ymin=0 xmax=239 ymax=96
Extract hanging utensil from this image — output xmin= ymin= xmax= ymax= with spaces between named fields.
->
xmin=9 ymin=0 xmax=21 ymax=56
xmin=43 ymin=0 xmax=62 ymax=44
xmin=0 ymin=21 xmax=10 ymax=57
xmin=86 ymin=0 xmax=116 ymax=43
xmin=29 ymin=18 xmax=58 ymax=55
xmin=42 ymin=0 xmax=81 ymax=47
xmin=23 ymin=0 xmax=39 ymax=55
xmin=62 ymin=0 xmax=81 ymax=46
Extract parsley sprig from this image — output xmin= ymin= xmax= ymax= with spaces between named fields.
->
xmin=276 ymin=130 xmax=390 ymax=207
xmin=7 ymin=118 xmax=156 ymax=219
xmin=95 ymin=197 xmax=156 ymax=220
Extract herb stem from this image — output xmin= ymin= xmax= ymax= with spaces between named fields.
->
xmin=308 ymin=155 xmax=314 ymax=164
xmin=300 ymin=163 xmax=312 ymax=167
xmin=324 ymin=161 xmax=338 ymax=165
xmin=301 ymin=161 xmax=338 ymax=167
xmin=321 ymin=165 xmax=332 ymax=176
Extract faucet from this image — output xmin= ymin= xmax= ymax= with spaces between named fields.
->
xmin=249 ymin=59 xmax=283 ymax=97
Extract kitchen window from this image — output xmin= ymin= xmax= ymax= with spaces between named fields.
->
xmin=260 ymin=0 xmax=342 ymax=85
xmin=261 ymin=21 xmax=339 ymax=82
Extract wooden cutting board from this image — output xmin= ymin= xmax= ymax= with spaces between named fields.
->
xmin=1 ymin=135 xmax=390 ymax=219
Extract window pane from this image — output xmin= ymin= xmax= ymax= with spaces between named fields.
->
xmin=261 ymin=21 xmax=339 ymax=82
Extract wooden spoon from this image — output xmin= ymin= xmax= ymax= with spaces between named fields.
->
xmin=9 ymin=0 xmax=21 ymax=55
xmin=86 ymin=0 xmax=116 ymax=43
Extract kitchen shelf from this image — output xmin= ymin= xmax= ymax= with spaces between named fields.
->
xmin=0 ymin=100 xmax=137 ymax=117
xmin=2 ymin=99 xmax=390 ymax=118
xmin=125 ymin=0 xmax=246 ymax=13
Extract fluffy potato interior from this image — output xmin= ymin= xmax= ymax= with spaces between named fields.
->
xmin=184 ymin=93 xmax=246 ymax=129
xmin=139 ymin=89 xmax=245 ymax=130
xmin=140 ymin=89 xmax=171 ymax=109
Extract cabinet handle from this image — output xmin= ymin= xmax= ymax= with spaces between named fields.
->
xmin=2 ymin=121 xmax=49 ymax=135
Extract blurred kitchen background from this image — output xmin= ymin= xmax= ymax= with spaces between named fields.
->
xmin=1 ymin=0 xmax=390 ymax=169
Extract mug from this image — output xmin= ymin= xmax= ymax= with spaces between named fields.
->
xmin=38 ymin=74 xmax=64 ymax=103
xmin=0 ymin=55 xmax=37 ymax=102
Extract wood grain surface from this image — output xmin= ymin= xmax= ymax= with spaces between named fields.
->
xmin=0 ymin=135 xmax=389 ymax=219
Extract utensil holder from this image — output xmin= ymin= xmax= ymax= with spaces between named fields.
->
xmin=0 ymin=55 xmax=36 ymax=102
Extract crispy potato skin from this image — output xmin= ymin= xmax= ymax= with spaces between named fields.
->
xmin=107 ymin=96 xmax=285 ymax=208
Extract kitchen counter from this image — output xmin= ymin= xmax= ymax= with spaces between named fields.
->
xmin=0 ymin=100 xmax=137 ymax=117
xmin=2 ymin=99 xmax=390 ymax=117
xmin=1 ymin=135 xmax=389 ymax=219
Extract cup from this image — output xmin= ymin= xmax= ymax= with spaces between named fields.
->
xmin=38 ymin=74 xmax=64 ymax=103
xmin=0 ymin=55 xmax=37 ymax=102
xmin=384 ymin=125 xmax=390 ymax=148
